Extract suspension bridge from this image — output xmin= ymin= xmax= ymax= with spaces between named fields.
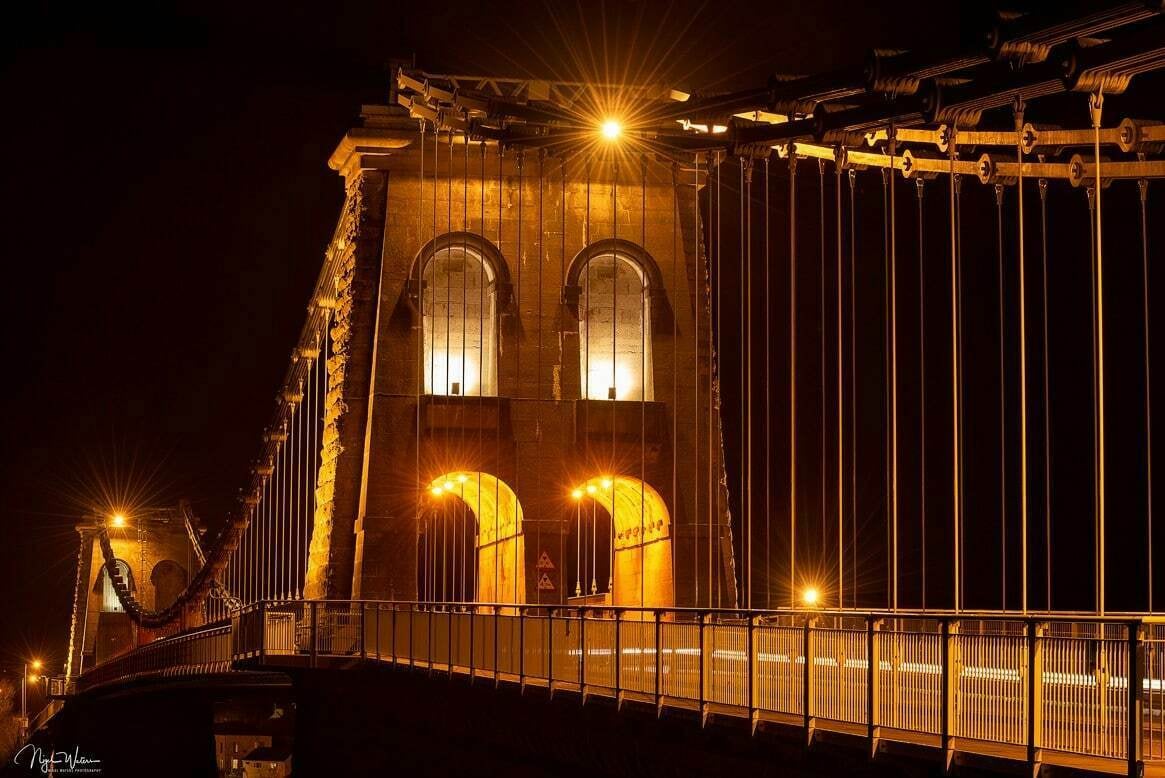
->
xmin=31 ymin=4 xmax=1165 ymax=775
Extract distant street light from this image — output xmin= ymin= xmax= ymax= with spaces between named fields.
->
xmin=21 ymin=659 xmax=44 ymax=739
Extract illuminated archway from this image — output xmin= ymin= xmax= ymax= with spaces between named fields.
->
xmin=426 ymin=471 xmax=526 ymax=605
xmin=570 ymin=476 xmax=673 ymax=609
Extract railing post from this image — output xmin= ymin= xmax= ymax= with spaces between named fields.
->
xmin=428 ymin=602 xmax=435 ymax=677
xmin=1130 ymin=620 xmax=1144 ymax=778
xmin=469 ymin=604 xmax=475 ymax=683
xmin=614 ymin=609 xmax=622 ymax=708
xmin=747 ymin=613 xmax=757 ymax=735
xmin=546 ymin=607 xmax=554 ymax=695
xmin=654 ymin=610 xmax=663 ymax=715
xmin=579 ymin=606 xmax=587 ymax=701
xmin=494 ymin=605 xmax=500 ymax=687
xmin=519 ymin=607 xmax=526 ymax=691
xmin=1027 ymin=620 xmax=1044 ymax=775
xmin=698 ymin=612 xmax=707 ymax=726
xmin=309 ymin=602 xmax=318 ymax=669
xmin=803 ymin=615 xmax=813 ymax=745
xmin=942 ymin=618 xmax=952 ymax=774
xmin=361 ymin=602 xmax=367 ymax=660
xmin=259 ymin=602 xmax=267 ymax=664
xmin=448 ymin=604 xmax=455 ymax=677
xmin=945 ymin=619 xmax=960 ymax=772
xmin=868 ymin=616 xmax=880 ymax=760
xmin=375 ymin=603 xmax=381 ymax=661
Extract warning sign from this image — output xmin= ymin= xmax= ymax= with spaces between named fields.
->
xmin=536 ymin=550 xmax=555 ymax=570
xmin=537 ymin=573 xmax=556 ymax=591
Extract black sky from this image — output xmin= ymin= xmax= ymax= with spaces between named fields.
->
xmin=6 ymin=0 xmax=1149 ymax=674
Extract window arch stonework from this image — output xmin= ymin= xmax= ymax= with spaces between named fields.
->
xmin=407 ymin=233 xmax=511 ymax=397
xmin=100 ymin=560 xmax=134 ymax=613
xmin=564 ymin=240 xmax=670 ymax=402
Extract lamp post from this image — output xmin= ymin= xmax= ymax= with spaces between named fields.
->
xmin=20 ymin=659 xmax=42 ymax=739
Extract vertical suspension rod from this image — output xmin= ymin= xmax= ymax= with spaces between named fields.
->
xmin=789 ymin=151 xmax=799 ymax=607
xmin=1016 ymin=98 xmax=1030 ymax=616
xmin=1091 ymin=92 xmax=1107 ymax=617
xmin=949 ymin=139 xmax=961 ymax=613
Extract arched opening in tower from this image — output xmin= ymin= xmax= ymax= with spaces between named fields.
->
xmin=421 ymin=471 xmax=526 ymax=607
xmin=578 ymin=249 xmax=653 ymax=402
xmin=422 ymin=243 xmax=498 ymax=397
xmin=567 ymin=476 xmax=673 ymax=611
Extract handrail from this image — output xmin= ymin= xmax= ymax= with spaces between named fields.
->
xmin=230 ymin=597 xmax=1165 ymax=624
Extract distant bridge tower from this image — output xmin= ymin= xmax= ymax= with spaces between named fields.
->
xmin=304 ymin=94 xmax=737 ymax=609
xmin=64 ymin=504 xmax=202 ymax=679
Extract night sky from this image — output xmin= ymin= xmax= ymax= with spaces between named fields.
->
xmin=6 ymin=0 xmax=1153 ymax=679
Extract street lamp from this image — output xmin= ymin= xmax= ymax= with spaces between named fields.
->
xmin=110 ymin=514 xmax=126 ymax=528
xmin=601 ymin=118 xmax=622 ymax=141
xmin=21 ymin=659 xmax=43 ymax=739
xmin=802 ymin=586 xmax=820 ymax=608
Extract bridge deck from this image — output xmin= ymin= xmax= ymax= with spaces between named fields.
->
xmin=69 ymin=601 xmax=1165 ymax=776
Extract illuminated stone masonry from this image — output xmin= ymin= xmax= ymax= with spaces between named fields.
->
xmin=306 ymin=104 xmax=737 ymax=609
xmin=65 ymin=504 xmax=203 ymax=675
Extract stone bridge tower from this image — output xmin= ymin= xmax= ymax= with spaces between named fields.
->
xmin=65 ymin=504 xmax=202 ymax=678
xmin=304 ymin=98 xmax=737 ymax=610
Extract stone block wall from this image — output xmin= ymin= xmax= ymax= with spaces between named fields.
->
xmin=307 ymin=107 xmax=737 ymax=608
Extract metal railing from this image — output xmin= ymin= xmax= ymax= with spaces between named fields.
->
xmin=77 ymin=601 xmax=1165 ymax=775
xmin=76 ymin=620 xmax=233 ymax=692
xmin=229 ymin=602 xmax=1157 ymax=775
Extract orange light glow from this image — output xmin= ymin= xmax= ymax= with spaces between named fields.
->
xmin=110 ymin=514 xmax=127 ymax=528
xmin=601 ymin=118 xmax=622 ymax=140
xmin=802 ymin=587 xmax=820 ymax=607
xmin=571 ymin=489 xmax=584 ymax=500
xmin=430 ymin=486 xmax=444 ymax=497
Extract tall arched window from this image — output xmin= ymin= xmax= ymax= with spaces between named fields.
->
xmin=101 ymin=560 xmax=134 ymax=613
xmin=422 ymin=240 xmax=498 ymax=396
xmin=578 ymin=249 xmax=653 ymax=401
